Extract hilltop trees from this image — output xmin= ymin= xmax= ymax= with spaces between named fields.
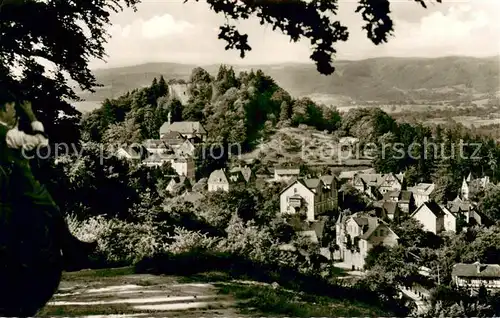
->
xmin=0 ymin=0 xmax=438 ymax=141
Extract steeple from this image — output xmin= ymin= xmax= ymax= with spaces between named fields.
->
xmin=167 ymin=111 xmax=172 ymax=125
xmin=466 ymin=172 xmax=472 ymax=182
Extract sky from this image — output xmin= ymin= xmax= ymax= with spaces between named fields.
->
xmin=87 ymin=0 xmax=500 ymax=69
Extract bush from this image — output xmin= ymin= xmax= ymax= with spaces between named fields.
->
xmin=166 ymin=227 xmax=221 ymax=254
xmin=67 ymin=215 xmax=169 ymax=265
xmin=98 ymin=219 xmax=169 ymax=264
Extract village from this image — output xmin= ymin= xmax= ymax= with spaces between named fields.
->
xmin=114 ymin=113 xmax=498 ymax=298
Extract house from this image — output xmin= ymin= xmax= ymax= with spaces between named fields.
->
xmin=408 ymin=183 xmax=436 ymax=208
xmin=336 ymin=212 xmax=399 ymax=270
xmin=381 ymin=190 xmax=414 ymax=213
xmin=142 ymin=153 xmax=195 ymax=179
xmin=279 ymin=176 xmax=338 ymax=222
xmin=320 ymin=175 xmax=339 ymax=212
xmin=207 ymin=168 xmax=246 ymax=192
xmin=376 ymin=201 xmax=400 ymax=220
xmin=410 ymin=201 xmax=446 ymax=234
xmin=447 ymin=196 xmax=484 ymax=226
xmin=352 ymin=173 xmax=404 ymax=199
xmin=377 ymin=173 xmax=405 ymax=194
xmin=442 ymin=205 xmax=457 ymax=233
xmin=274 ymin=167 xmax=300 ymax=182
xmin=143 ymin=139 xmax=169 ymax=154
xmin=161 ymin=131 xmax=186 ymax=146
xmin=175 ymin=139 xmax=196 ymax=156
xmin=166 ymin=176 xmax=192 ymax=195
xmin=230 ymin=165 xmax=256 ymax=183
xmin=338 ymin=170 xmax=360 ymax=184
xmin=161 ymin=131 xmax=197 ymax=156
xmin=115 ymin=146 xmax=144 ymax=162
xmin=452 ymin=262 xmax=500 ymax=291
xmin=159 ymin=112 xmax=207 ymax=142
xmin=460 ymin=173 xmax=490 ymax=201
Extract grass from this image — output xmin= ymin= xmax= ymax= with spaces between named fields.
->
xmin=38 ymin=303 xmax=135 ymax=317
xmin=217 ymin=282 xmax=386 ymax=317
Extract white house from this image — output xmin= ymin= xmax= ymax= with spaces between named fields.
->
xmin=279 ymin=176 xmax=338 ymax=222
xmin=408 ymin=183 xmax=436 ymax=208
xmin=452 ymin=262 xmax=500 ymax=292
xmin=336 ymin=212 xmax=399 ymax=270
xmin=115 ymin=146 xmax=143 ymax=162
xmin=274 ymin=167 xmax=300 ymax=182
xmin=410 ymin=201 xmax=446 ymax=234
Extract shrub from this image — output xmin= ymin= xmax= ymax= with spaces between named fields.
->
xmin=166 ymin=227 xmax=221 ymax=254
xmin=98 ymin=219 xmax=169 ymax=264
xmin=67 ymin=215 xmax=169 ymax=265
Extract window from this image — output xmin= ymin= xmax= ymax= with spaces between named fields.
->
xmin=294 ymin=188 xmax=298 ymax=193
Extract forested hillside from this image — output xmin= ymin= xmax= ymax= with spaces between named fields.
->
xmin=81 ymin=65 xmax=341 ymax=150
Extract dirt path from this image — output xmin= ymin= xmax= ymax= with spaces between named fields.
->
xmin=38 ymin=268 xmax=241 ymax=317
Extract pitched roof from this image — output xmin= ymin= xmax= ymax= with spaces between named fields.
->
xmin=412 ymin=201 xmax=445 ymax=218
xmin=117 ymin=146 xmax=143 ymax=159
xmin=230 ymin=166 xmax=254 ymax=183
xmin=320 ymin=175 xmax=335 ymax=186
xmin=358 ymin=173 xmax=383 ymax=187
xmin=359 ymin=222 xmax=398 ymax=241
xmin=161 ymin=131 xmax=186 ymax=146
xmin=382 ymin=201 xmax=398 ymax=216
xmin=303 ymin=178 xmax=322 ymax=190
xmin=447 ymin=199 xmax=473 ymax=213
xmin=279 ymin=179 xmax=315 ymax=196
xmin=357 ymin=217 xmax=381 ymax=240
xmin=352 ymin=217 xmax=369 ymax=227
xmin=208 ymin=169 xmax=228 ymax=183
xmin=452 ymin=263 xmax=500 ymax=278
xmin=160 ymin=121 xmax=207 ymax=135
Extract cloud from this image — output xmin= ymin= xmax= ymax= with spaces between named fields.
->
xmin=90 ymin=0 xmax=500 ymax=69
xmin=141 ymin=14 xmax=194 ymax=39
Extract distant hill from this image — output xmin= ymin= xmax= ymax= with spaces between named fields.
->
xmin=77 ymin=56 xmax=500 ymax=109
